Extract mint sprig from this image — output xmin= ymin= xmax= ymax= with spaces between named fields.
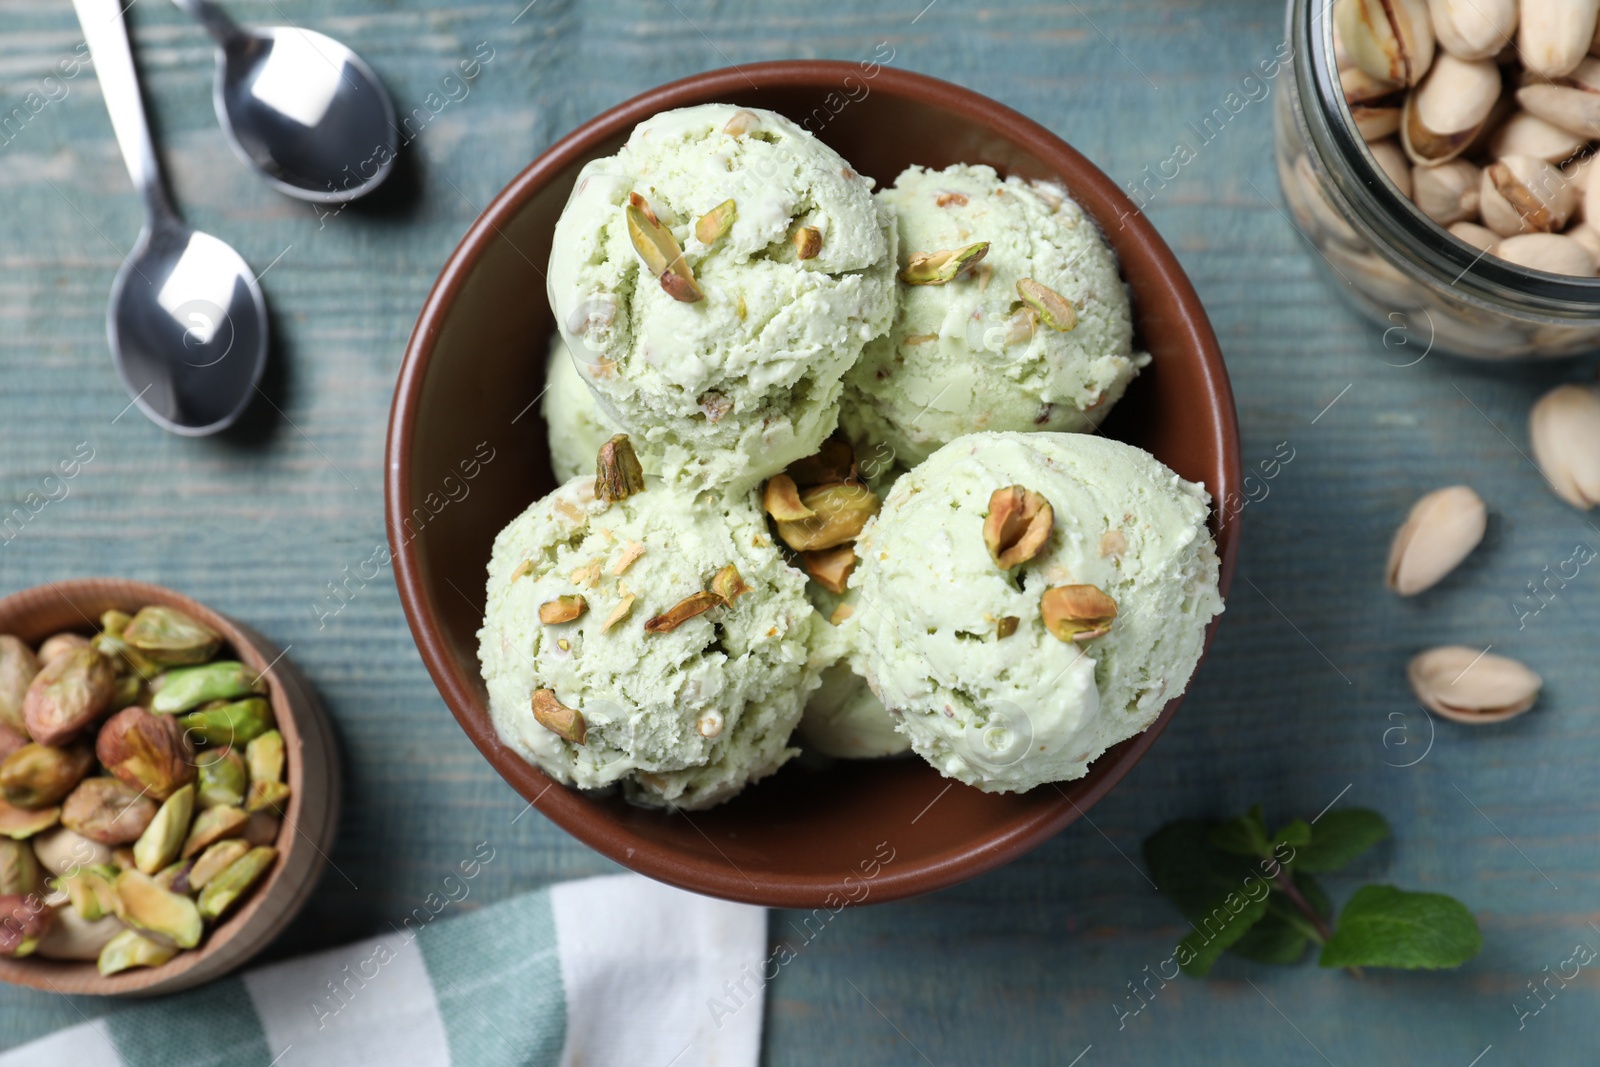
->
xmin=1143 ymin=806 xmax=1481 ymax=975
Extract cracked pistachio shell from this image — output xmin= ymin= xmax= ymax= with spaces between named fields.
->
xmin=1448 ymin=220 xmax=1500 ymax=251
xmin=1367 ymin=139 xmax=1413 ymax=197
xmin=0 ymin=636 xmax=39 ymax=737
xmin=1489 ymin=110 xmax=1589 ymax=162
xmin=1429 ymin=0 xmax=1517 ymax=60
xmin=197 ymin=846 xmax=276 ymax=922
xmin=97 ymin=706 xmax=197 ymax=800
xmin=61 ymin=776 xmax=158 ymax=845
xmin=1385 ymin=486 xmax=1487 ymax=595
xmin=1400 ymin=54 xmax=1501 ymax=166
xmin=149 ymin=661 xmax=262 ymax=715
xmin=195 ymin=747 xmax=248 ymax=809
xmin=0 ymin=742 xmax=93 ymax=810
xmin=1481 ymin=155 xmax=1577 ymax=236
xmin=21 ymin=647 xmax=116 ymax=748
xmin=115 ymin=868 xmax=202 ymax=948
xmin=1517 ymin=57 xmax=1600 ymax=138
xmin=1490 ymin=231 xmax=1598 ymax=275
xmin=132 ymin=784 xmax=194 ymax=875
xmin=96 ymin=927 xmax=177 ymax=975
xmin=1408 ymin=646 xmax=1541 ymax=722
xmin=1336 ymin=0 xmax=1436 ymax=85
xmin=1529 ymin=383 xmax=1600 ymax=508
xmin=1520 ymin=0 xmax=1600 ymax=77
xmin=36 ymin=908 xmax=124 ymax=961
xmin=1412 ymin=159 xmax=1481 ymax=223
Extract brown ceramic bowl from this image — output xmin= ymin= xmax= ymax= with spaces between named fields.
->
xmin=387 ymin=62 xmax=1240 ymax=908
xmin=0 ymin=579 xmax=339 ymax=995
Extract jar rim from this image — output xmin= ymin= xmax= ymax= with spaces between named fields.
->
xmin=1294 ymin=0 xmax=1600 ymax=318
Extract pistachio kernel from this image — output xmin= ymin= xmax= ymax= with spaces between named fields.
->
xmin=722 ymin=109 xmax=760 ymax=136
xmin=1040 ymin=584 xmax=1118 ymax=643
xmin=983 ymin=486 xmax=1055 ymax=569
xmin=1015 ymin=279 xmax=1078 ymax=332
xmin=997 ymin=616 xmax=1020 ymax=639
xmin=625 ymin=201 xmax=703 ymax=303
xmin=900 ymin=241 xmax=990 ymax=285
xmin=775 ymin=483 xmax=880 ymax=552
xmin=800 ymin=544 xmax=857 ymax=594
xmin=595 ymin=434 xmax=646 ymax=502
xmin=762 ymin=474 xmax=815 ymax=522
xmin=644 ymin=591 xmax=722 ymax=634
xmin=531 ymin=689 xmax=587 ymax=745
xmin=712 ymin=565 xmax=752 ymax=604
xmin=539 ymin=596 xmax=587 ymax=625
xmin=600 ymin=594 xmax=636 ymax=634
xmin=792 ymin=226 xmax=822 ymax=260
xmin=696 ymin=199 xmax=737 ymax=245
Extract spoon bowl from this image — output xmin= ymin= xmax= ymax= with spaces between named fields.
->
xmin=110 ymin=220 xmax=268 ymax=435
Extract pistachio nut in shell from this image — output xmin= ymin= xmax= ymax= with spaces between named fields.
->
xmin=1481 ymin=155 xmax=1577 ymax=236
xmin=1529 ymin=383 xmax=1600 ymax=509
xmin=1517 ymin=57 xmax=1600 ymax=138
xmin=0 ymin=636 xmax=39 ymax=736
xmin=774 ymin=483 xmax=880 ymax=551
xmin=1335 ymin=0 xmax=1435 ymax=85
xmin=1366 ymin=139 xmax=1413 ymax=197
xmin=0 ymin=893 xmax=53 ymax=957
xmin=1488 ymin=110 xmax=1588 ymax=162
xmin=197 ymin=845 xmax=276 ymax=923
xmin=983 ymin=486 xmax=1055 ymax=569
xmin=21 ymin=646 xmax=116 ymax=747
xmin=37 ymin=633 xmax=91 ymax=665
xmin=132 ymin=783 xmax=194 ymax=874
xmin=1519 ymin=0 xmax=1600 ymax=77
xmin=1428 ymin=0 xmax=1517 ymax=60
xmin=1448 ymin=220 xmax=1500 ymax=251
xmin=1400 ymin=54 xmax=1500 ymax=166
xmin=1568 ymin=222 xmax=1600 ymax=264
xmin=30 ymin=825 xmax=112 ymax=876
xmin=114 ymin=868 xmax=202 ymax=948
xmin=1411 ymin=158 xmax=1481 ymax=223
xmin=36 ymin=908 xmax=124 ymax=961
xmin=121 ymin=606 xmax=222 ymax=666
xmin=61 ymin=776 xmax=158 ymax=845
xmin=97 ymin=927 xmax=177 ymax=975
xmin=96 ymin=706 xmax=197 ymax=800
xmin=0 ymin=742 xmax=93 ymax=809
xmin=1407 ymin=645 xmax=1541 ymax=722
xmin=1490 ymin=232 xmax=1598 ymax=275
xmin=900 ymin=241 xmax=989 ymax=285
xmin=1385 ymin=485 xmax=1487 ymax=595
xmin=148 ymin=660 xmax=261 ymax=715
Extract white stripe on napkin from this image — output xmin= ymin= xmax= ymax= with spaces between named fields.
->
xmin=0 ymin=1017 xmax=121 ymax=1067
xmin=551 ymin=875 xmax=766 ymax=1067
xmin=243 ymin=933 xmax=450 ymax=1067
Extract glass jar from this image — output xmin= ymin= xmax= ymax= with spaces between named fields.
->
xmin=1276 ymin=0 xmax=1600 ymax=359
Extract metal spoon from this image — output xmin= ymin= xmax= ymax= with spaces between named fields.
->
xmin=74 ymin=0 xmax=268 ymax=436
xmin=173 ymin=0 xmax=398 ymax=202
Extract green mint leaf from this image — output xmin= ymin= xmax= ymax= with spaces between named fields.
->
xmin=1144 ymin=820 xmax=1279 ymax=977
xmin=1272 ymin=819 xmax=1312 ymax=849
xmin=1295 ymin=810 xmax=1391 ymax=872
xmin=1209 ymin=805 xmax=1271 ymax=857
xmin=1177 ymin=895 xmax=1269 ymax=976
xmin=1319 ymin=885 xmax=1482 ymax=969
xmin=1228 ymin=907 xmax=1311 ymax=965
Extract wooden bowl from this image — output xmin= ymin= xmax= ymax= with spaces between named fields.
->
xmin=386 ymin=62 xmax=1240 ymax=908
xmin=0 ymin=579 xmax=339 ymax=995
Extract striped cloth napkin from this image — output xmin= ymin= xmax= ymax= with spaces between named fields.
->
xmin=0 ymin=874 xmax=766 ymax=1067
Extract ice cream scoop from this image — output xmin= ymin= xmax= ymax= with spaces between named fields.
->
xmin=851 ymin=432 xmax=1223 ymax=793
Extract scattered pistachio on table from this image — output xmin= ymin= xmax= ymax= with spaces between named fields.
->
xmin=1529 ymin=382 xmax=1600 ymax=508
xmin=1334 ymin=0 xmax=1600 ymax=275
xmin=1384 ymin=485 xmax=1487 ymax=595
xmin=1407 ymin=645 xmax=1543 ymax=722
xmin=0 ymin=604 xmax=290 ymax=972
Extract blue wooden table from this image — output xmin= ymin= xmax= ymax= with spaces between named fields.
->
xmin=4 ymin=0 xmax=1598 ymax=1062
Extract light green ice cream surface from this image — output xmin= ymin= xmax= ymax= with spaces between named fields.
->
xmin=543 ymin=333 xmax=622 ymax=484
xmin=842 ymin=164 xmax=1147 ymax=468
xmin=851 ymin=432 xmax=1223 ymax=793
xmin=548 ymin=104 xmax=896 ymax=489
xmin=478 ymin=475 xmax=827 ymax=809
xmin=798 ymin=585 xmax=911 ymax=760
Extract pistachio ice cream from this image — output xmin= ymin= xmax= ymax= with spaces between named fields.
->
xmin=851 ymin=432 xmax=1223 ymax=792
xmin=478 ymin=455 xmax=826 ymax=809
xmin=542 ymin=333 xmax=621 ymax=484
xmin=548 ymin=103 xmax=897 ymax=489
xmin=797 ymin=586 xmax=910 ymax=760
xmin=842 ymin=164 xmax=1147 ymax=468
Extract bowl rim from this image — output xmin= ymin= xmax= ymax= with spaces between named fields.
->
xmin=386 ymin=60 xmax=1241 ymax=907
xmin=0 ymin=578 xmax=334 ymax=994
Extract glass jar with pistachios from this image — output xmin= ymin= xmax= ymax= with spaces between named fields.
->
xmin=1278 ymin=0 xmax=1600 ymax=358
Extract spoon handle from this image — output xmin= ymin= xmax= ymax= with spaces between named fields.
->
xmin=169 ymin=0 xmax=247 ymax=50
xmin=71 ymin=0 xmax=177 ymax=225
